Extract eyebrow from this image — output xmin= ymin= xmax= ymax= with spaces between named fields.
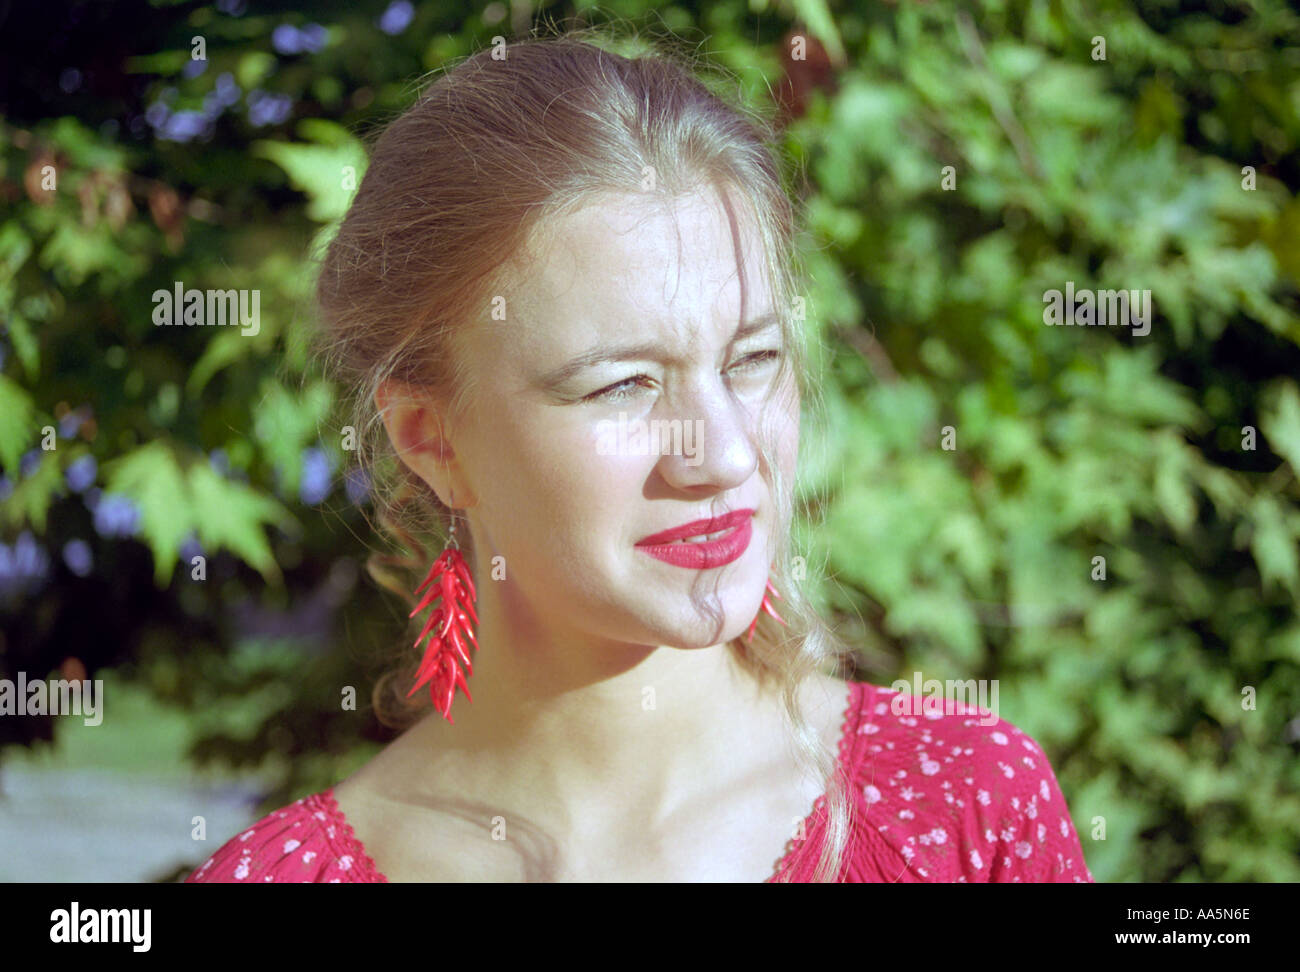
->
xmin=534 ymin=311 xmax=782 ymax=389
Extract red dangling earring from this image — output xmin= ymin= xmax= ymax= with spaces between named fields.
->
xmin=745 ymin=577 xmax=787 ymax=643
xmin=407 ymin=512 xmax=478 ymax=723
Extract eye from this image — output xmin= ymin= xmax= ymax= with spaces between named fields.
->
xmin=584 ymin=374 xmax=656 ymax=404
xmin=727 ymin=349 xmax=782 ymax=375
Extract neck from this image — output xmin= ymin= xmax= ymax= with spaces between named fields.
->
xmin=403 ymin=571 xmax=790 ymax=836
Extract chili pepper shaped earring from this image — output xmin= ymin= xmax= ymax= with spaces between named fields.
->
xmin=407 ymin=513 xmax=478 ymax=723
xmin=746 ymin=577 xmax=787 ymax=643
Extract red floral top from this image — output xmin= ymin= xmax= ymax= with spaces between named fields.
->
xmin=186 ymin=679 xmax=1095 ymax=883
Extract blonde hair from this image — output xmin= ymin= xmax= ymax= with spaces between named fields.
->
xmin=314 ymin=25 xmax=858 ymax=882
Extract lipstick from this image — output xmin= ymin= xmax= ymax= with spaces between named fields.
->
xmin=634 ymin=508 xmax=754 ymax=569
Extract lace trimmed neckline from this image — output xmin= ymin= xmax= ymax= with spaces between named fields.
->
xmin=313 ymin=789 xmax=389 ymax=883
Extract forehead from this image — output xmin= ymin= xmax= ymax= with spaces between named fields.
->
xmin=499 ymin=186 xmax=774 ymax=353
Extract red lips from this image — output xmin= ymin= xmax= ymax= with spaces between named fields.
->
xmin=635 ymin=508 xmax=755 ymax=569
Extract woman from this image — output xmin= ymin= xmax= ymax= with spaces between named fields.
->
xmin=188 ymin=32 xmax=1093 ymax=883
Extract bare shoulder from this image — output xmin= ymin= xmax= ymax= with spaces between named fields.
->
xmin=330 ymin=765 xmax=377 ymax=819
xmin=331 ymin=716 xmax=434 ymax=826
xmin=330 ymin=719 xmax=518 ymax=881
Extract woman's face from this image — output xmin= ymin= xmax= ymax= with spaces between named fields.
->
xmin=440 ymin=185 xmax=798 ymax=649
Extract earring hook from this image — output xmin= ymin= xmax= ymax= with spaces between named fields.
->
xmin=447 ymin=490 xmax=459 ymax=550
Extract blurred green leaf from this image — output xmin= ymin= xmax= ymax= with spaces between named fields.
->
xmin=253 ymin=121 xmax=369 ymax=224
xmin=0 ymin=375 xmax=35 ymax=473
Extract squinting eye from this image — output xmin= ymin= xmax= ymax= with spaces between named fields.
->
xmin=728 ymin=349 xmax=781 ymax=374
xmin=585 ymin=375 xmax=655 ymax=403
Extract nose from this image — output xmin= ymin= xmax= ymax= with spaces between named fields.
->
xmin=653 ymin=377 xmax=759 ymax=494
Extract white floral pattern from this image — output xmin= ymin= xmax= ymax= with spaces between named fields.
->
xmin=772 ymin=683 xmax=1095 ymax=882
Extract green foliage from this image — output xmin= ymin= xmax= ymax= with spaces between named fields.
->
xmin=1 ymin=0 xmax=1297 ymax=882
xmin=0 ymin=376 xmax=36 ymax=473
xmin=103 ymin=441 xmax=294 ymax=585
xmin=252 ymin=119 xmax=369 ymax=223
xmin=787 ymin=0 xmax=1300 ymax=882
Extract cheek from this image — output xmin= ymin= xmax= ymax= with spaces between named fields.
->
xmin=761 ymin=382 xmax=800 ymax=471
xmin=761 ymin=389 xmax=801 ymax=530
xmin=467 ymin=404 xmax=644 ymax=553
xmin=778 ymin=393 xmax=800 ymax=461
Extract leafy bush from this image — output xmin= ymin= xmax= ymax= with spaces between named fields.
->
xmin=1 ymin=0 xmax=1296 ymax=881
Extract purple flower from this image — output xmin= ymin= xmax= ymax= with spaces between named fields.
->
xmin=63 ymin=539 xmax=93 ymax=577
xmin=344 ymin=467 xmax=370 ymax=506
xmin=179 ymin=532 xmax=205 ymax=563
xmin=202 ymin=91 xmax=226 ymax=119
xmin=272 ymin=24 xmax=302 ymax=55
xmin=65 ymin=455 xmax=97 ymax=493
xmin=145 ymin=100 xmax=170 ymax=128
xmin=378 ymin=0 xmax=414 ymax=36
xmin=58 ymin=406 xmax=90 ymax=439
xmin=0 ymin=531 xmax=51 ymax=600
xmin=182 ymin=57 xmax=208 ymax=79
xmin=216 ymin=0 xmax=246 ymax=14
xmin=209 ymin=448 xmax=230 ymax=474
xmin=247 ymin=90 xmax=293 ymax=127
xmin=299 ymin=447 xmax=333 ymax=505
xmin=93 ymin=493 xmax=141 ymax=538
xmin=299 ymin=23 xmax=328 ymax=52
xmin=0 ymin=476 xmax=12 ymax=502
xmin=215 ymin=72 xmax=241 ymax=107
xmin=20 ymin=450 xmax=41 ymax=478
xmin=12 ymin=533 xmax=46 ymax=574
xmin=160 ymin=110 xmax=207 ymax=142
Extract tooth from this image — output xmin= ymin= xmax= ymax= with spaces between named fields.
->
xmin=661 ymin=525 xmax=735 ymax=544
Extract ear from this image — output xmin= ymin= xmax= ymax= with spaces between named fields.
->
xmin=374 ymin=379 xmax=476 ymax=509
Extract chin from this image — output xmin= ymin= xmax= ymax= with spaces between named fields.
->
xmin=638 ymin=594 xmax=764 ymax=650
xmin=610 ymin=549 xmax=770 ymax=646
